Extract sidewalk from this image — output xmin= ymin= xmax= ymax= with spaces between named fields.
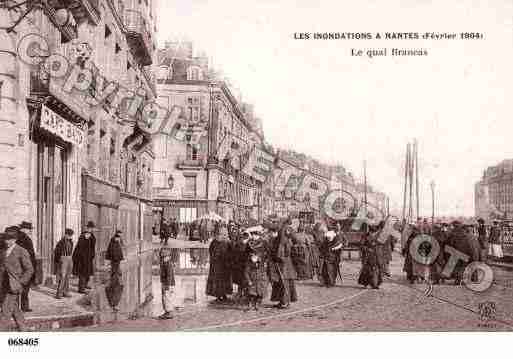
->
xmin=2 ymin=280 xmax=95 ymax=331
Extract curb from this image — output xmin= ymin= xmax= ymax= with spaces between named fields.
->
xmin=3 ymin=312 xmax=96 ymax=332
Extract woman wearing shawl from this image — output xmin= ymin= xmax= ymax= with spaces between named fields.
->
xmin=206 ymin=225 xmax=233 ymax=302
xmin=291 ymin=223 xmax=312 ymax=280
xmin=318 ymin=230 xmax=344 ymax=287
xmin=358 ymin=224 xmax=383 ymax=289
xmin=305 ymin=227 xmax=320 ymax=279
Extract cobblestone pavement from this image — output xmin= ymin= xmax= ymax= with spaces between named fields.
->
xmin=79 ymin=253 xmax=513 ymax=331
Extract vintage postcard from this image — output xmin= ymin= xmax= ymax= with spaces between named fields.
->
xmin=0 ymin=0 xmax=512 ymax=356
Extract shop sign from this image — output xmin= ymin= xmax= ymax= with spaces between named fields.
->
xmin=242 ymin=147 xmax=274 ymax=182
xmin=83 ymin=176 xmax=120 ymax=207
xmin=41 ymin=104 xmax=85 ymax=147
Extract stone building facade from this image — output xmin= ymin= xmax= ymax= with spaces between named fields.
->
xmin=152 ymin=42 xmax=270 ymax=225
xmin=0 ymin=0 xmax=157 ymax=317
xmin=475 ymin=159 xmax=513 ymax=220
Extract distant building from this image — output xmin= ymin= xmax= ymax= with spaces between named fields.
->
xmin=153 ymin=42 xmax=271 ymax=225
xmin=475 ymin=159 xmax=513 ymax=220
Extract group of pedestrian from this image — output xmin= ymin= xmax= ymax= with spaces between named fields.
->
xmin=401 ymin=218 xmax=494 ymax=285
xmin=0 ymin=220 xmax=124 ymax=331
xmin=202 ymin=218 xmax=366 ymax=313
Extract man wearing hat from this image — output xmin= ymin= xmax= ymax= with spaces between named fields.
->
xmin=105 ymin=230 xmax=124 ymax=281
xmin=72 ymin=221 xmax=97 ymax=293
xmin=16 ymin=221 xmax=37 ymax=312
xmin=0 ymin=230 xmax=34 ymax=331
xmin=54 ymin=229 xmax=74 ymax=299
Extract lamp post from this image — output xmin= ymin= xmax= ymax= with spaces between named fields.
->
xmin=430 ymin=180 xmax=435 ymax=226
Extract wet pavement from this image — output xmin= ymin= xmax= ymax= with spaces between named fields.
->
xmin=77 ymin=252 xmax=513 ymax=331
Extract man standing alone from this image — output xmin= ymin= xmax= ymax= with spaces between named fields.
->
xmin=159 ymin=244 xmax=176 ymax=319
xmin=0 ymin=231 xmax=34 ymax=331
xmin=73 ymin=221 xmax=96 ymax=293
xmin=15 ymin=222 xmax=37 ymax=312
xmin=106 ymin=230 xmax=124 ymax=280
xmin=54 ymin=229 xmax=74 ymax=299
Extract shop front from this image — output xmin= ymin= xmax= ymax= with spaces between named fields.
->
xmin=28 ymin=101 xmax=86 ymax=284
xmin=153 ymin=199 xmax=208 ymax=224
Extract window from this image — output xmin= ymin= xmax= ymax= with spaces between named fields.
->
xmin=179 ymin=208 xmax=197 ymax=223
xmin=184 ymin=176 xmax=196 ymax=197
xmin=187 ymin=96 xmax=200 ymax=123
xmin=152 ymin=171 xmax=166 ymax=188
xmin=157 ymin=66 xmax=170 ymax=80
xmin=187 ymin=66 xmax=203 ymax=81
xmin=186 ymin=144 xmax=198 ymax=161
xmin=118 ymin=0 xmax=125 ymax=15
xmin=105 ymin=25 xmax=112 ymax=38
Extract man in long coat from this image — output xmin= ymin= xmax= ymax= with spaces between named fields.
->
xmin=72 ymin=221 xmax=97 ymax=293
xmin=105 ymin=230 xmax=124 ymax=280
xmin=0 ymin=231 xmax=34 ymax=331
xmin=269 ymin=224 xmax=298 ymax=309
xmin=14 ymin=222 xmax=37 ymax=312
xmin=206 ymin=225 xmax=233 ymax=302
xmin=448 ymin=221 xmax=480 ymax=285
xmin=54 ymin=228 xmax=74 ymax=299
xmin=160 ymin=219 xmax=171 ymax=245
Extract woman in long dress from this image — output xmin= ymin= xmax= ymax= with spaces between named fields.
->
xmin=206 ymin=225 xmax=233 ymax=302
xmin=358 ymin=225 xmax=383 ymax=289
xmin=488 ymin=222 xmax=504 ymax=259
xmin=318 ymin=230 xmax=344 ymax=287
xmin=291 ymin=224 xmax=313 ymax=280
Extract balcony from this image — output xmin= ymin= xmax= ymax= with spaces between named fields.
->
xmin=176 ymin=156 xmax=205 ymax=169
xmin=123 ymin=9 xmax=153 ymax=66
xmin=181 ymin=189 xmax=197 ymax=199
xmin=62 ymin=0 xmax=101 ymax=25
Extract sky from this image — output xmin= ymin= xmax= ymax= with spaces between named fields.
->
xmin=157 ymin=0 xmax=513 ymax=217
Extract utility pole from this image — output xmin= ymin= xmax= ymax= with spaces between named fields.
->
xmin=430 ymin=180 xmax=435 ymax=225
xmin=363 ymin=159 xmax=367 ymax=214
xmin=402 ymin=143 xmax=409 ymax=221
xmin=414 ymin=139 xmax=420 ymax=221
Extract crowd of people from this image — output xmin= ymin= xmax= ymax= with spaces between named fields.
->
xmin=155 ymin=218 xmax=400 ymax=320
xmin=2 ymin=214 xmax=511 ymax=328
xmin=401 ymin=218 xmax=508 ymax=285
xmin=0 ymin=220 xmax=124 ymax=331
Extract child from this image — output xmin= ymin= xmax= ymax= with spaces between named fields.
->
xmin=159 ymin=245 xmax=176 ymax=319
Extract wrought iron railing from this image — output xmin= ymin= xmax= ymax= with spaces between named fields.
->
xmin=123 ymin=9 xmax=153 ymax=66
xmin=181 ymin=188 xmax=196 ymax=199
xmin=176 ymin=155 xmax=205 ymax=168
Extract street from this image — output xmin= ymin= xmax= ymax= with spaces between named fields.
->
xmin=80 ymin=253 xmax=513 ymax=331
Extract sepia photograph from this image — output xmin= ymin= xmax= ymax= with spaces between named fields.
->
xmin=0 ymin=0 xmax=512 ymax=355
